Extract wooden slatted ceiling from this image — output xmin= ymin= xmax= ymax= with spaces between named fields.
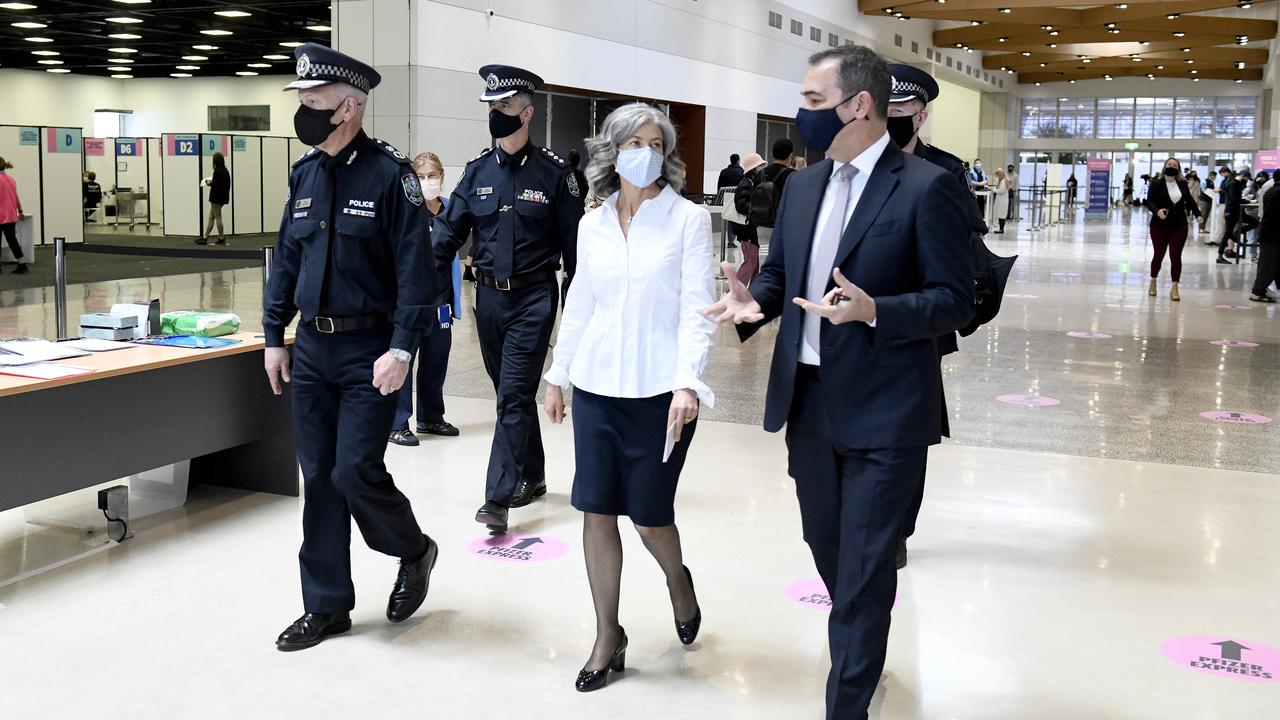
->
xmin=859 ymin=0 xmax=1274 ymax=84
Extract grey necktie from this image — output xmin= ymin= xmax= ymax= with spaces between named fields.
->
xmin=804 ymin=164 xmax=855 ymax=362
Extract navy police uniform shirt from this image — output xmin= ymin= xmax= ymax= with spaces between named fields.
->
xmin=262 ymin=130 xmax=437 ymax=354
xmin=433 ymin=142 xmax=584 ymax=282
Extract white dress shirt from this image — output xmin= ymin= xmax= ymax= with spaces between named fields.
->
xmin=545 ymin=184 xmax=717 ymax=406
xmin=800 ymin=131 xmax=891 ymax=365
xmin=1165 ymin=179 xmax=1182 ymax=206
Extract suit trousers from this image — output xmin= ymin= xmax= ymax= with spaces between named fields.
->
xmin=393 ymin=322 xmax=453 ymax=429
xmin=785 ymin=367 xmax=927 ymax=720
xmin=292 ymin=325 xmax=427 ymax=614
xmin=1252 ymin=241 xmax=1279 ymax=296
xmin=475 ymin=278 xmax=558 ymax=505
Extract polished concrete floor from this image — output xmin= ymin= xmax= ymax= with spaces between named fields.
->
xmin=1 ymin=209 xmax=1278 ymax=717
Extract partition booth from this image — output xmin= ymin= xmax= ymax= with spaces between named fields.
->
xmin=82 ymin=136 xmax=164 ymax=229
xmin=0 ymin=125 xmax=87 ymax=263
xmin=158 ymin=133 xmax=302 ymax=239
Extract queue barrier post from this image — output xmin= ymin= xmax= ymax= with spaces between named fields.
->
xmin=54 ymin=237 xmax=68 ymax=341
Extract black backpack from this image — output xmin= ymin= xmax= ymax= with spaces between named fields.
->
xmin=750 ymin=166 xmax=791 ymax=228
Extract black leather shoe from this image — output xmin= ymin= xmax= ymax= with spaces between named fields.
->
xmin=276 ymin=612 xmax=352 ymax=652
xmin=13 ymin=264 xmax=28 ymax=275
xmin=576 ymin=627 xmax=628 ymax=692
xmin=896 ymin=538 xmax=908 ymax=570
xmin=194 ymin=238 xmax=209 ymax=245
xmin=388 ymin=428 xmax=419 ymax=446
xmin=475 ymin=502 xmax=508 ymax=532
xmin=675 ymin=566 xmax=702 ymax=645
xmin=509 ymin=478 xmax=547 ymax=508
xmin=387 ymin=535 xmax=439 ymax=622
xmin=416 ymin=421 xmax=459 ymax=437
xmin=1216 ymin=257 xmax=1232 ymax=264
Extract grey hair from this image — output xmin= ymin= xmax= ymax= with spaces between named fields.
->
xmin=808 ymin=45 xmax=891 ymax=120
xmin=584 ymin=102 xmax=685 ymax=197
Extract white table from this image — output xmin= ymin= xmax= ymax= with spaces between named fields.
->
xmin=1 ymin=215 xmax=35 ymax=264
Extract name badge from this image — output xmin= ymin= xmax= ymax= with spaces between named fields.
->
xmin=293 ymin=211 xmax=309 ymax=219
xmin=342 ymin=208 xmax=376 ymax=218
xmin=294 ymin=198 xmax=312 ymax=209
xmin=476 ymin=186 xmax=494 ymax=197
xmin=438 ymin=304 xmax=452 ymax=329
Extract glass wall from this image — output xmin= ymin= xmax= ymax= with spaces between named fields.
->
xmin=1019 ymin=96 xmax=1258 ymax=139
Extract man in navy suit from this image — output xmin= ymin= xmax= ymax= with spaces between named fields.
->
xmin=706 ymin=45 xmax=973 ymax=719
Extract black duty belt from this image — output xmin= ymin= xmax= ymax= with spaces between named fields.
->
xmin=796 ymin=363 xmax=822 ymax=383
xmin=308 ymin=313 xmax=391 ymax=334
xmin=475 ymin=270 xmax=557 ymax=291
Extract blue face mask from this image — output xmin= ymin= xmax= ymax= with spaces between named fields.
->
xmin=795 ymin=94 xmax=857 ymax=153
xmin=616 ymin=147 xmax=664 ymax=189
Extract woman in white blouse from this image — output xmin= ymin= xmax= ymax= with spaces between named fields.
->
xmin=542 ymin=103 xmax=717 ymax=693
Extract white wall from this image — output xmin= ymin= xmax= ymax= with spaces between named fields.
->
xmin=925 ymin=78 xmax=982 ymax=163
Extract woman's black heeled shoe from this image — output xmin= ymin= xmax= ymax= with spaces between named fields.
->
xmin=575 ymin=627 xmax=628 ymax=693
xmin=675 ymin=566 xmax=702 ymax=646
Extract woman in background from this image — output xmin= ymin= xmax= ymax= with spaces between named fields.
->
xmin=1144 ymin=157 xmax=1199 ymax=302
xmin=389 ymin=152 xmax=462 ymax=446
xmin=0 ymin=157 xmax=28 ymax=275
xmin=992 ymin=168 xmax=1010 ymax=234
xmin=543 ymin=103 xmax=715 ymax=693
xmin=197 ymin=151 xmax=231 ymax=245
xmin=730 ymin=153 xmax=767 ymax=286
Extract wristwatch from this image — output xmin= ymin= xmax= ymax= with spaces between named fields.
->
xmin=389 ymin=349 xmax=412 ymax=363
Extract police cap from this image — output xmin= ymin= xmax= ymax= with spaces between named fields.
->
xmin=888 ymin=64 xmax=939 ymax=105
xmin=284 ymin=43 xmax=381 ymax=94
xmin=478 ymin=64 xmax=544 ymax=102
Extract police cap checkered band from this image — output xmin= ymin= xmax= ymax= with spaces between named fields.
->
xmin=284 ymin=42 xmax=381 ymax=93
xmin=891 ymin=80 xmax=928 ymax=102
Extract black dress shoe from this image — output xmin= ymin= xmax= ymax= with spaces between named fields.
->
xmin=896 ymin=538 xmax=908 ymax=570
xmin=388 ymin=428 xmax=419 ymax=446
xmin=416 ymin=421 xmax=459 ymax=437
xmin=194 ymin=238 xmax=209 ymax=245
xmin=13 ymin=264 xmax=28 ymax=275
xmin=675 ymin=566 xmax=702 ymax=645
xmin=475 ymin=502 xmax=508 ymax=532
xmin=387 ymin=535 xmax=439 ymax=623
xmin=508 ymin=478 xmax=547 ymax=508
xmin=576 ymin=627 xmax=628 ymax=692
xmin=1216 ymin=257 xmax=1232 ymax=264
xmin=276 ymin=612 xmax=352 ymax=652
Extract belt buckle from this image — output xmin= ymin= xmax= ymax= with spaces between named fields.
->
xmin=314 ymin=316 xmax=336 ymax=334
xmin=494 ymin=277 xmax=512 ymax=291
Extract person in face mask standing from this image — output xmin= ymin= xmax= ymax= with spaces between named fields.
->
xmin=883 ymin=64 xmax=987 ymax=569
xmin=432 ymin=65 xmax=586 ymax=533
xmin=262 ymin=43 xmax=440 ymax=651
xmin=705 ymin=45 xmax=974 ymax=720
xmin=543 ymin=102 xmax=716 ymax=693
xmin=389 ymin=151 xmax=462 ymax=446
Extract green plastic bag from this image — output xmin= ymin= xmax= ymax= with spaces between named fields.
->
xmin=160 ymin=311 xmax=241 ymax=338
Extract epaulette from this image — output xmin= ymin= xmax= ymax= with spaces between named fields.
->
xmin=538 ymin=146 xmax=568 ymax=167
xmin=373 ymin=138 xmax=414 ymax=165
xmin=467 ymin=148 xmax=495 ymax=166
xmin=925 ymin=144 xmax=964 ymax=166
xmin=292 ymin=147 xmax=319 ymax=168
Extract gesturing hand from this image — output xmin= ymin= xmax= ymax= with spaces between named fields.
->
xmin=544 ymin=385 xmax=566 ymax=424
xmin=703 ymin=262 xmax=764 ymax=324
xmin=372 ymin=352 xmax=410 ymax=395
xmin=792 ymin=268 xmax=876 ymax=325
xmin=1157 ymin=208 xmax=1169 ymax=220
xmin=667 ymin=389 xmax=699 ymax=442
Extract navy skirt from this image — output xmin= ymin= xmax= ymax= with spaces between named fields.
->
xmin=570 ymin=388 xmax=697 ymax=527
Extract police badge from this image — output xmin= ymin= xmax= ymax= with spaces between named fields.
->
xmin=402 ymin=173 xmax=424 ymax=206
xmin=486 ymin=73 xmax=500 ymax=91
xmin=567 ymin=173 xmax=581 ymax=199
xmin=297 ymin=53 xmax=312 ymax=79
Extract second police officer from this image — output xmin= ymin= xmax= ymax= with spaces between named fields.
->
xmin=263 ymin=44 xmax=440 ymax=651
xmin=885 ymin=63 xmax=987 ymax=569
xmin=433 ymin=65 xmax=585 ymax=533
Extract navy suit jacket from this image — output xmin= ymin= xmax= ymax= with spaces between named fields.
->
xmin=739 ymin=140 xmax=974 ymax=449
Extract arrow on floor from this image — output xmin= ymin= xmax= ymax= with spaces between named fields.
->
xmin=1212 ymin=640 xmax=1251 ymax=662
xmin=512 ymin=537 xmax=544 ymax=550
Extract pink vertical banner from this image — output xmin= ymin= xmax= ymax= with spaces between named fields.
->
xmin=165 ymin=134 xmax=176 ymax=156
xmin=46 ymin=128 xmax=57 ymax=153
xmin=222 ymin=135 xmax=230 ymax=156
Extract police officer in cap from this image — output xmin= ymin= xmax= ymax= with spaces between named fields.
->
xmin=886 ymin=63 xmax=986 ymax=569
xmin=433 ymin=65 xmax=584 ymax=533
xmin=264 ymin=42 xmax=440 ymax=651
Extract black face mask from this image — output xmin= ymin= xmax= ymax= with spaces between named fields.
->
xmin=886 ymin=113 xmax=921 ymax=149
xmin=294 ymin=103 xmax=343 ymax=147
xmin=488 ymin=109 xmax=524 ymax=139
xmin=1164 ymin=166 xmax=1179 ymax=177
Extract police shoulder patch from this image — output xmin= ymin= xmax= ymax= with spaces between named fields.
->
xmin=292 ymin=147 xmax=319 ymax=167
xmin=402 ymin=173 xmax=424 ymax=206
xmin=566 ymin=173 xmax=581 ymax=199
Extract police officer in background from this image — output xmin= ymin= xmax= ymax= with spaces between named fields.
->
xmin=264 ymin=43 xmax=440 ymax=651
xmin=433 ymin=65 xmax=584 ymax=533
xmin=885 ymin=64 xmax=986 ymax=569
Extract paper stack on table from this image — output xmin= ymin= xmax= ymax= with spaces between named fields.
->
xmin=0 ymin=340 xmax=90 ymax=366
xmin=0 ymin=363 xmax=95 ymax=380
